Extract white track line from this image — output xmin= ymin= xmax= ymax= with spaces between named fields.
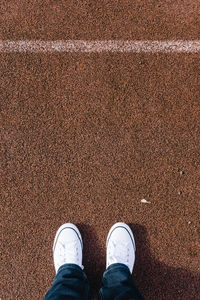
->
xmin=0 ymin=40 xmax=200 ymax=53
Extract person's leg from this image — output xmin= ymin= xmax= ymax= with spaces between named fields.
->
xmin=45 ymin=223 xmax=92 ymax=300
xmin=98 ymin=263 xmax=143 ymax=300
xmin=45 ymin=263 xmax=92 ymax=300
xmin=98 ymin=222 xmax=144 ymax=300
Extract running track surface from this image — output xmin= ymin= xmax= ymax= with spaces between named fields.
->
xmin=0 ymin=1 xmax=200 ymax=299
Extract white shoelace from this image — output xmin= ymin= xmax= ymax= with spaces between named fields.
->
xmin=57 ymin=240 xmax=84 ymax=269
xmin=108 ymin=240 xmax=130 ymax=265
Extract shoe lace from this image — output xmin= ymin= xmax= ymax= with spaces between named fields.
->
xmin=108 ymin=240 xmax=130 ymax=265
xmin=58 ymin=240 xmax=84 ymax=269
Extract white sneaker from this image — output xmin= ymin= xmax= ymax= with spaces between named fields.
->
xmin=106 ymin=222 xmax=136 ymax=273
xmin=53 ymin=223 xmax=84 ymax=274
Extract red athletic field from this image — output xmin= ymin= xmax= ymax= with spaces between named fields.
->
xmin=1 ymin=1 xmax=200 ymax=299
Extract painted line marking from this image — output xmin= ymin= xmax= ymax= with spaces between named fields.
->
xmin=0 ymin=40 xmax=200 ymax=53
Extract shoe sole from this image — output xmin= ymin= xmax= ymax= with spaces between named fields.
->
xmin=106 ymin=222 xmax=136 ymax=252
xmin=53 ymin=223 xmax=83 ymax=253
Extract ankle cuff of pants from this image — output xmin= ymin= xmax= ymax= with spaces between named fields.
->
xmin=99 ymin=263 xmax=144 ymax=300
xmin=105 ymin=263 xmax=131 ymax=275
xmin=45 ymin=263 xmax=92 ymax=300
xmin=57 ymin=263 xmax=85 ymax=276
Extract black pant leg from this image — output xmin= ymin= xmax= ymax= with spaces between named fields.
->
xmin=45 ymin=263 xmax=93 ymax=300
xmin=98 ymin=263 xmax=144 ymax=300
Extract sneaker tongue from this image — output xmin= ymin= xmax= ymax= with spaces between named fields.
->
xmin=62 ymin=241 xmax=84 ymax=270
xmin=109 ymin=240 xmax=129 ymax=264
xmin=59 ymin=240 xmax=79 ymax=263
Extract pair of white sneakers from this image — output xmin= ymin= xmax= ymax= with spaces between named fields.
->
xmin=53 ymin=222 xmax=136 ymax=274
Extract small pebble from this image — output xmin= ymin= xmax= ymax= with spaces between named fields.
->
xmin=188 ymin=221 xmax=191 ymax=224
xmin=180 ymin=171 xmax=184 ymax=175
xmin=141 ymin=199 xmax=151 ymax=203
xmin=178 ymin=191 xmax=182 ymax=195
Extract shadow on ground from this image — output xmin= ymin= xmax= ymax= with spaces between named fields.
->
xmin=77 ymin=223 xmax=200 ymax=300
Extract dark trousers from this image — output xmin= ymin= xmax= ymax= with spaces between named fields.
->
xmin=45 ymin=263 xmax=144 ymax=300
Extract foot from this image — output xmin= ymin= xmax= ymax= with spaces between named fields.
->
xmin=106 ymin=222 xmax=136 ymax=273
xmin=53 ymin=223 xmax=84 ymax=274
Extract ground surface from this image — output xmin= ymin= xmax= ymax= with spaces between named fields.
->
xmin=0 ymin=1 xmax=200 ymax=299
